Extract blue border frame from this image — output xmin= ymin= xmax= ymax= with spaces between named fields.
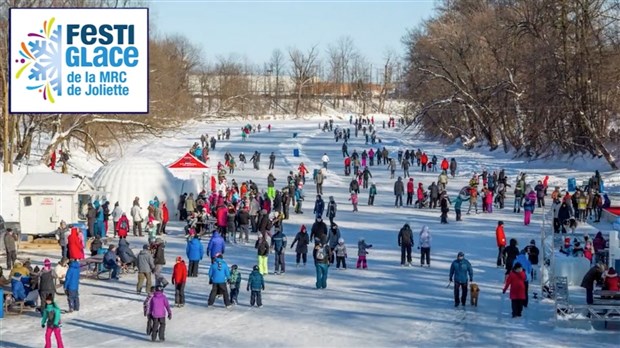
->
xmin=8 ymin=7 xmax=150 ymax=115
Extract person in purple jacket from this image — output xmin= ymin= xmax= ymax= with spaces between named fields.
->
xmin=148 ymin=286 xmax=172 ymax=342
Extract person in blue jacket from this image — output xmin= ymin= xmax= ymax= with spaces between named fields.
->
xmin=207 ymin=254 xmax=231 ymax=308
xmin=449 ymin=251 xmax=473 ymax=307
xmin=64 ymin=260 xmax=81 ymax=312
xmin=103 ymin=245 xmax=120 ymax=280
xmin=513 ymin=249 xmax=532 ymax=307
xmin=186 ymin=235 xmax=204 ymax=277
xmin=313 ymin=195 xmax=325 ymax=219
xmin=93 ymin=200 xmax=105 ymax=238
xmin=247 ymin=265 xmax=265 ymax=307
xmin=11 ymin=272 xmax=27 ymax=301
xmin=207 ymin=231 xmax=225 ymax=263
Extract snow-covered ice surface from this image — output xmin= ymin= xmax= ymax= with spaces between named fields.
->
xmin=1 ymin=115 xmax=619 ymax=347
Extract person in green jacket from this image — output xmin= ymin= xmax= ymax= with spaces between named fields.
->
xmin=41 ymin=293 xmax=65 ymax=348
xmin=368 ymin=183 xmax=377 ymax=206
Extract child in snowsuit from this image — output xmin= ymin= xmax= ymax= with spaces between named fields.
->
xmin=357 ymin=238 xmax=373 ymax=269
xmin=334 ymin=238 xmax=348 ymax=269
xmin=41 ymin=294 xmax=64 ymax=348
xmin=143 ymin=286 xmax=155 ymax=335
xmin=229 ymin=265 xmax=242 ymax=304
xmin=349 ymin=192 xmax=359 ymax=212
xmin=247 ymin=265 xmax=265 ymax=307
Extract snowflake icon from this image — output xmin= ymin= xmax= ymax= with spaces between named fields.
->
xmin=14 ymin=17 xmax=62 ymax=103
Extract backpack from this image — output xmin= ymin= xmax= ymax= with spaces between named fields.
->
xmin=316 ymin=245 xmax=328 ymax=260
xmin=119 ymin=219 xmax=128 ymax=230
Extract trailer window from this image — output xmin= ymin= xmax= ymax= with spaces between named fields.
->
xmin=24 ymin=196 xmax=32 ymax=206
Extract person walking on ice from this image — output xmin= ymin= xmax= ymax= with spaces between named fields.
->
xmin=148 ymin=285 xmax=172 ymax=342
xmin=41 ymin=294 xmax=65 ymax=348
xmin=357 ymin=237 xmax=373 ymax=269
xmin=247 ymin=265 xmax=265 ymax=307
xmin=449 ymin=251 xmax=473 ymax=307
xmin=321 ymin=153 xmax=330 ymax=169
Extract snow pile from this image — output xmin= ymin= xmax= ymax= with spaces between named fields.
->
xmin=92 ymin=157 xmax=195 ymax=214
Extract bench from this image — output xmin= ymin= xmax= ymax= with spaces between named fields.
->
xmin=592 ymin=290 xmax=620 ymax=328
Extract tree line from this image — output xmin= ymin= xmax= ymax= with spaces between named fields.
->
xmin=402 ymin=0 xmax=620 ymax=169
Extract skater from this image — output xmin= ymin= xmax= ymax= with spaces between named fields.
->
xmin=449 ymin=251 xmax=473 ymax=307
xmin=357 ymin=237 xmax=373 ymax=269
xmin=315 ymin=168 xmax=325 ymax=195
xmin=321 ymin=153 xmax=330 ymax=169
xmin=454 ymin=193 xmax=463 ymax=221
xmin=449 ymin=158 xmax=457 ymax=177
xmin=523 ymin=189 xmax=536 ymax=225
xmin=4 ymin=227 xmax=18 ymax=270
xmin=255 ymin=235 xmax=270 ymax=275
xmin=524 ymin=240 xmax=540 ymax=280
xmin=269 ymin=152 xmax=276 ymax=170
xmin=228 ymin=265 xmax=242 ymax=304
xmin=313 ymin=195 xmax=325 ymax=219
xmin=513 ymin=249 xmax=532 ymax=307
xmin=291 ymin=225 xmax=310 ymax=267
xmin=439 ymin=192 xmax=451 ymax=224
xmin=368 ymin=182 xmax=377 ymax=205
xmin=64 ymin=260 xmax=81 ymax=312
xmin=326 ymin=196 xmax=337 ymax=225
xmin=271 ymin=228 xmax=287 ymax=274
xmin=314 ymin=240 xmax=331 ymax=289
xmin=171 ymin=256 xmax=187 ymax=307
xmin=207 ymin=254 xmax=232 ymax=308
xmin=186 ymin=233 xmax=203 ymax=277
xmin=419 ymin=225 xmax=431 ymax=267
xmin=41 ymin=294 xmax=65 ymax=348
xmin=503 ymin=262 xmax=526 ymax=317
xmin=496 ymin=221 xmax=506 ymax=267
xmin=349 ymin=192 xmax=359 ymax=212
xmin=247 ymin=265 xmax=265 ymax=307
xmin=137 ymin=244 xmax=155 ymax=294
xmin=398 ymin=223 xmax=413 ymax=266
xmin=394 ymin=177 xmax=404 ymax=207
xmin=148 ymin=286 xmax=172 ymax=342
xmin=503 ymin=238 xmax=520 ymax=274
xmin=334 ymin=238 xmax=348 ymax=269
xmin=406 ymin=178 xmax=414 ymax=206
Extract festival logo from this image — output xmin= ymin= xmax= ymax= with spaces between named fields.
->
xmin=15 ymin=17 xmax=63 ymax=103
xmin=9 ymin=8 xmax=149 ymax=114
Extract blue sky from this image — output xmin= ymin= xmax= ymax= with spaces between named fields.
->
xmin=149 ymin=0 xmax=436 ymax=69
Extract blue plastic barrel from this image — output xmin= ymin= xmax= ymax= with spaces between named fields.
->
xmin=293 ymin=149 xmax=300 ymax=157
xmin=293 ymin=133 xmax=298 ymax=138
xmin=567 ymin=178 xmax=576 ymax=192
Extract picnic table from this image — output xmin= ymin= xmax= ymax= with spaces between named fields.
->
xmin=592 ymin=289 xmax=620 ymax=328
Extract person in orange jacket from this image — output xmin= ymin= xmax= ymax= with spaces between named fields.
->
xmin=496 ymin=221 xmax=506 ymax=267
xmin=420 ymin=153 xmax=428 ymax=172
xmin=441 ymin=158 xmax=449 ymax=171
xmin=172 ymin=256 xmax=188 ymax=307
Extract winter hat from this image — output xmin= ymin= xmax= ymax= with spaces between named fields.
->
xmin=359 ymin=237 xmax=365 ymax=242
xmin=564 ymin=237 xmax=571 ymax=244
xmin=338 ymin=238 xmax=344 ymax=244
xmin=608 ymin=268 xmax=617 ymax=276
xmin=43 ymin=259 xmax=51 ymax=269
xmin=176 ymin=256 xmax=182 ymax=262
xmin=231 ymin=264 xmax=238 ymax=270
xmin=143 ymin=244 xmax=150 ymax=250
xmin=457 ymin=251 xmax=464 ymax=258
xmin=253 ymin=265 xmax=259 ymax=271
xmin=498 ymin=221 xmax=504 ymax=226
xmin=530 ymin=239 xmax=536 ymax=245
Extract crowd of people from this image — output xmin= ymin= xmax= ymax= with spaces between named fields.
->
xmin=3 ymin=114 xmax=618 ymax=347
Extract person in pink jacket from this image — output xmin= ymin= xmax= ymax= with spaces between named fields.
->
xmin=485 ymin=189 xmax=494 ymax=213
xmin=148 ymin=286 xmax=172 ymax=342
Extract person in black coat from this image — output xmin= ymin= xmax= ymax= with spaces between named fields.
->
xmin=398 ymin=224 xmax=414 ymax=266
xmin=310 ymin=218 xmax=328 ymax=245
xmin=503 ymin=239 xmax=520 ymax=274
xmin=291 ymin=225 xmax=310 ymax=266
xmin=557 ymin=202 xmax=571 ymax=233
xmin=581 ymin=263 xmax=606 ymax=304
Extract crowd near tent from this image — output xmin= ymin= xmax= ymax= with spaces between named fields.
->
xmin=16 ymin=173 xmax=101 ymax=235
xmin=92 ymin=157 xmax=197 ymax=216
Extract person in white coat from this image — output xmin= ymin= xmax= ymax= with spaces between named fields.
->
xmin=321 ymin=153 xmax=330 ymax=169
xmin=111 ymin=202 xmax=123 ymax=237
xmin=419 ymin=225 xmax=432 ymax=267
xmin=131 ymin=202 xmax=144 ymax=237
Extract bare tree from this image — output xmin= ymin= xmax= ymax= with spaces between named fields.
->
xmin=288 ymin=45 xmax=319 ymax=116
xmin=269 ymin=49 xmax=286 ymax=113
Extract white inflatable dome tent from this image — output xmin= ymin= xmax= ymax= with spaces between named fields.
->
xmin=92 ymin=157 xmax=189 ymax=217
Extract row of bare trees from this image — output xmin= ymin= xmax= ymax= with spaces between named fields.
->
xmin=402 ymin=0 xmax=620 ymax=168
xmin=0 ymin=0 xmax=200 ymax=172
xmin=194 ymin=39 xmax=404 ymax=118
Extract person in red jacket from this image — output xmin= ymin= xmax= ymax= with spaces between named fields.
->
xmin=344 ymin=157 xmax=351 ymax=176
xmin=420 ymin=153 xmax=428 ymax=172
xmin=216 ymin=204 xmax=228 ymax=237
xmin=161 ymin=203 xmax=170 ymax=235
xmin=298 ymin=162 xmax=309 ymax=183
xmin=441 ymin=158 xmax=449 ymax=171
xmin=171 ymin=256 xmax=188 ymax=307
xmin=416 ymin=183 xmax=425 ymax=208
xmin=67 ymin=227 xmax=85 ymax=260
xmin=116 ymin=213 xmax=131 ymax=239
xmin=49 ymin=150 xmax=57 ymax=171
xmin=604 ymin=267 xmax=619 ymax=291
xmin=503 ymin=262 xmax=527 ymax=318
xmin=406 ymin=178 xmax=414 ymax=206
xmin=495 ymin=221 xmax=506 ymax=267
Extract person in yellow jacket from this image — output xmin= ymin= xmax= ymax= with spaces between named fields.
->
xmin=9 ymin=260 xmax=30 ymax=278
